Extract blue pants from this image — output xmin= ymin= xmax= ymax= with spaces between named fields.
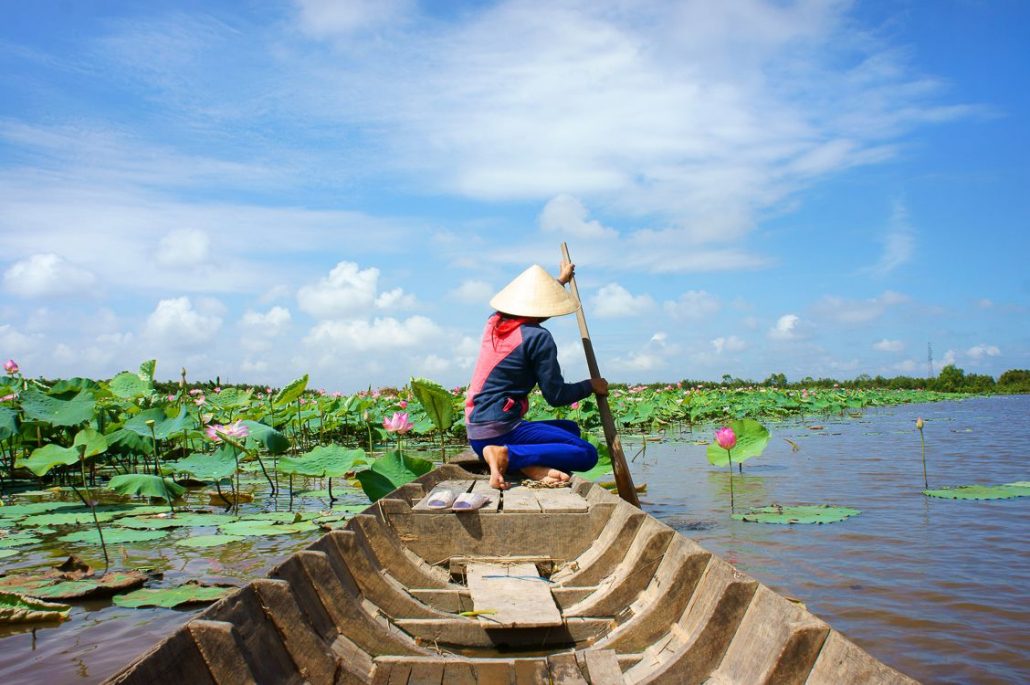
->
xmin=469 ymin=420 xmax=598 ymax=473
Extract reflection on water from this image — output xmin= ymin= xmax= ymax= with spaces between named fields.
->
xmin=637 ymin=395 xmax=1030 ymax=685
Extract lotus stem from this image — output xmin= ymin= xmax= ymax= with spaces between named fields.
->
xmin=726 ymin=447 xmax=735 ymax=513
xmin=74 ymin=445 xmax=109 ymax=576
xmin=147 ymin=421 xmax=160 ymax=476
xmin=918 ymin=425 xmax=928 ymax=490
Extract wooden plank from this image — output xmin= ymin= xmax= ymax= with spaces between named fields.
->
xmin=501 ymin=486 xmax=541 ymax=512
xmin=407 ymin=660 xmax=444 ymax=685
xmin=468 ymin=479 xmax=501 ymax=513
xmin=412 ymin=480 xmax=473 ymax=511
xmin=534 ymin=488 xmax=589 ymax=513
xmin=465 ymin=562 xmax=562 ymax=629
xmin=547 ymin=653 xmax=588 ymax=685
xmin=582 ymin=650 xmax=624 ymax=684
xmin=513 ymin=658 xmax=550 ymax=684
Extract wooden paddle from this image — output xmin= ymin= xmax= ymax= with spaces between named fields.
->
xmin=561 ymin=242 xmax=640 ymax=507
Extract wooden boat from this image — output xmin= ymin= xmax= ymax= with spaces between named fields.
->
xmin=107 ymin=461 xmax=917 ymax=684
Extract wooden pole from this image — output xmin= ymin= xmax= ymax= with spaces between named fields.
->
xmin=561 ymin=242 xmax=640 ymax=507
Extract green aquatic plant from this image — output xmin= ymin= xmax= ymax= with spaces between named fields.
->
xmin=732 ymin=504 xmax=861 ymax=525
xmin=916 ymin=417 xmax=928 ymax=489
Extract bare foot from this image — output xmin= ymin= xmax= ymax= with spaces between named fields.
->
xmin=521 ymin=465 xmax=571 ymax=484
xmin=482 ymin=445 xmax=510 ymax=490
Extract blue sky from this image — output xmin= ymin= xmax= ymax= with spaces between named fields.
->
xmin=0 ymin=0 xmax=1027 ymax=391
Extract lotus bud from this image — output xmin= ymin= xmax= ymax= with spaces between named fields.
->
xmin=916 ymin=417 xmax=924 ymax=430
xmin=715 ymin=426 xmax=737 ymax=450
xmin=145 ymin=419 xmax=156 ymax=427
xmin=3 ymin=359 xmax=18 ymax=374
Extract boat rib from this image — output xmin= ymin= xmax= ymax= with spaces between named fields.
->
xmin=106 ymin=461 xmax=918 ymax=684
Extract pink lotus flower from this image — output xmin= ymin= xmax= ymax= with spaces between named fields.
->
xmin=383 ymin=412 xmax=413 ymax=434
xmin=194 ymin=396 xmax=205 ymax=406
xmin=167 ymin=394 xmax=176 ymax=402
xmin=213 ymin=386 xmax=222 ymax=393
xmin=4 ymin=359 xmax=18 ymax=374
xmin=206 ymin=420 xmax=249 ymax=442
xmin=714 ymin=427 xmax=737 ymax=451
xmin=1 ymin=393 xmax=16 ymax=402
xmin=398 ymin=400 xmax=408 ymax=409
xmin=570 ymin=401 xmax=580 ymax=410
xmin=189 ymin=388 xmax=202 ymax=396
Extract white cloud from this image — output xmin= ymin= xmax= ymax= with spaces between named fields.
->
xmin=865 ymin=200 xmax=915 ymax=277
xmin=451 ymin=280 xmax=494 ymax=304
xmin=3 ymin=253 xmax=96 ymax=298
xmin=663 ymin=290 xmax=719 ymax=319
xmin=156 ymin=228 xmax=210 ymax=267
xmin=768 ymin=314 xmax=801 ymax=341
xmin=144 ymin=297 xmax=223 ymax=346
xmin=240 ymin=306 xmax=292 ymax=337
xmin=297 ymin=261 xmax=380 ymax=318
xmin=873 ymin=338 xmax=904 ymax=352
xmin=813 ymin=291 xmax=908 ymax=325
xmin=539 ymin=194 xmax=618 ymax=240
xmin=976 ymin=298 xmax=993 ymax=309
xmin=593 ymin=283 xmax=655 ymax=318
xmin=611 ymin=352 xmax=664 ymax=373
xmin=374 ymin=287 xmax=416 ymax=311
xmin=304 ymin=315 xmax=441 ymax=353
xmin=966 ymin=343 xmax=1000 ymax=360
xmin=295 ymin=0 xmax=413 ymax=37
xmin=939 ymin=349 xmax=957 ymax=367
xmin=712 ymin=335 xmax=747 ymax=354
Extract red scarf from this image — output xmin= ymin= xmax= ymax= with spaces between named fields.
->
xmin=493 ymin=314 xmax=534 ymax=337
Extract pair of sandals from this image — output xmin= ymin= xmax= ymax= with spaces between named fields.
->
xmin=426 ymin=490 xmax=491 ymax=511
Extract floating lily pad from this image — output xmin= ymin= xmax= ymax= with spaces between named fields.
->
xmin=0 ymin=533 xmax=42 ymax=548
xmin=0 ymin=592 xmax=70 ymax=624
xmin=243 ymin=511 xmax=316 ymax=523
xmin=20 ymin=511 xmax=118 ymax=527
xmin=108 ymin=474 xmax=185 ymax=502
xmin=113 ymin=582 xmax=234 ymax=608
xmin=118 ymin=512 xmax=236 ymax=529
xmin=175 ymin=534 xmax=247 ymax=548
xmin=1 ymin=571 xmax=148 ymax=600
xmin=0 ymin=501 xmax=81 ymax=517
xmin=923 ymin=482 xmax=1030 ymax=500
xmin=733 ymin=504 xmax=861 ymax=525
xmin=0 ymin=549 xmax=16 ymax=559
xmin=114 ymin=516 xmax=186 ymax=530
xmin=58 ymin=528 xmax=168 ymax=545
xmin=218 ymin=520 xmax=314 ymax=537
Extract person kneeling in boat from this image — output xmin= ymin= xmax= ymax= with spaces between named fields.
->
xmin=465 ymin=260 xmax=607 ymax=490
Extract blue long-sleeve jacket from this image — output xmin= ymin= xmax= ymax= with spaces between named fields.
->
xmin=465 ymin=314 xmax=592 ymax=440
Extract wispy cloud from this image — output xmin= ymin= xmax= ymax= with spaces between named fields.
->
xmin=864 ymin=199 xmax=916 ymax=277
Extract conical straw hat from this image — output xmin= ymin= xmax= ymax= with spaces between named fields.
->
xmin=489 ymin=265 xmax=580 ymax=318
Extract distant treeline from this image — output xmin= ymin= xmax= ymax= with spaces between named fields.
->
xmin=674 ymin=365 xmax=1030 ymax=394
xmin=147 ymin=364 xmax=1030 ymax=398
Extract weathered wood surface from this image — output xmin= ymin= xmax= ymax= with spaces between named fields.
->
xmin=465 ymin=561 xmax=562 ymax=628
xmin=105 ymin=464 xmax=919 ymax=685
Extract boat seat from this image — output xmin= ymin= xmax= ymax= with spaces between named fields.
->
xmin=370 ymin=650 xmax=628 ymax=684
xmin=465 ymin=561 xmax=562 ymax=628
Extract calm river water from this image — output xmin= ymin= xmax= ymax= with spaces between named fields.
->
xmin=0 ymin=395 xmax=1026 ymax=683
xmin=639 ymin=394 xmax=1029 ymax=684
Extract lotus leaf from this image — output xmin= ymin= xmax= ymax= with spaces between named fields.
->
xmin=125 ymin=407 xmax=195 ymax=440
xmin=3 ymin=572 xmax=147 ymax=600
xmin=274 ymin=374 xmax=308 ymax=406
xmin=355 ymin=450 xmax=432 ymax=502
xmin=0 ymin=533 xmax=41 ymax=548
xmin=73 ymin=427 xmax=108 ymax=458
xmin=923 ymin=482 xmax=1030 ymax=500
xmin=108 ymin=371 xmax=154 ymax=399
xmin=120 ymin=512 xmax=236 ymax=529
xmin=244 ymin=511 xmax=314 ymax=523
xmin=107 ymin=474 xmax=186 ymax=501
xmin=20 ymin=511 xmax=117 ymax=526
xmin=59 ymin=528 xmax=168 ymax=544
xmin=0 ymin=549 xmax=16 ymax=559
xmin=410 ymin=377 xmax=454 ymax=432
xmin=113 ymin=582 xmax=234 ymax=608
xmin=578 ymin=434 xmax=613 ymax=481
xmin=733 ymin=504 xmax=861 ymax=524
xmin=48 ymin=378 xmax=100 ymax=396
xmin=105 ymin=428 xmax=150 ymax=454
xmin=0 ymin=592 xmax=70 ymax=624
xmin=114 ymin=516 xmax=186 ymax=530
xmin=15 ymin=444 xmax=81 ymax=477
xmin=19 ymin=389 xmax=96 ymax=426
xmin=138 ymin=359 xmax=157 ymax=382
xmin=219 ymin=520 xmax=314 ymax=537
xmin=707 ymin=419 xmax=770 ymax=467
xmin=241 ymin=421 xmax=290 ymax=454
xmin=0 ymin=501 xmax=81 ymax=517
xmin=166 ymin=446 xmax=238 ymax=481
xmin=0 ymin=406 xmax=19 ymax=442
xmin=277 ymin=445 xmax=366 ymax=478
xmin=175 ymin=534 xmax=247 ymax=548
xmin=205 ymin=387 xmax=252 ymax=408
